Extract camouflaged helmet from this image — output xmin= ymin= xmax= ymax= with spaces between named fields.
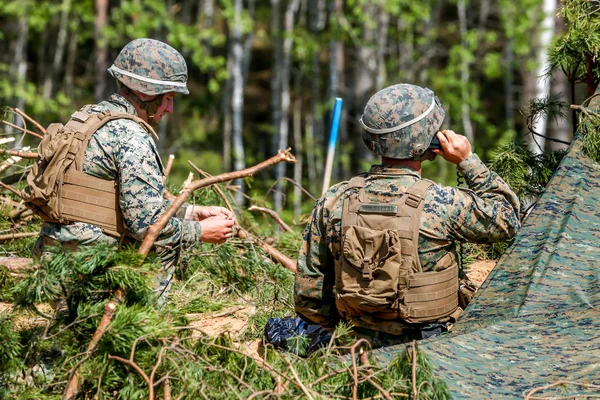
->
xmin=108 ymin=38 xmax=189 ymax=96
xmin=359 ymin=84 xmax=445 ymax=160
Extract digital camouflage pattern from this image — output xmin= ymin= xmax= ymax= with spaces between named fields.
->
xmin=40 ymin=93 xmax=201 ymax=304
xmin=108 ymin=38 xmax=189 ymax=96
xmin=295 ymin=153 xmax=520 ymax=336
xmin=360 ymin=84 xmax=445 ymax=160
xmin=370 ymin=134 xmax=600 ymax=397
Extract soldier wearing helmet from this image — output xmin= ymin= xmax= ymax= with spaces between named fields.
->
xmin=294 ymin=83 xmax=520 ymax=347
xmin=32 ymin=39 xmax=235 ymax=306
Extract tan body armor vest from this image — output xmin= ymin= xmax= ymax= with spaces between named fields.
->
xmin=23 ymin=106 xmax=157 ymax=238
xmin=335 ymin=175 xmax=459 ymax=335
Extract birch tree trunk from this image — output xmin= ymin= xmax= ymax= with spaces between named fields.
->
xmin=293 ymin=69 xmax=304 ymax=217
xmin=94 ymin=0 xmax=109 ymax=103
xmin=327 ymin=0 xmax=345 ymax=183
xmin=43 ymin=0 xmax=72 ymax=99
xmin=530 ymin=0 xmax=557 ymax=153
xmin=12 ymin=16 xmax=29 ymax=123
xmin=231 ymin=0 xmax=246 ymax=204
xmin=270 ymin=0 xmax=283 ymax=159
xmin=274 ymin=0 xmax=300 ymax=211
xmin=307 ymin=0 xmax=326 ymax=196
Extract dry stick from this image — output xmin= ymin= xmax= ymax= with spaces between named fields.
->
xmin=236 ymin=228 xmax=297 ymax=272
xmin=140 ymin=149 xmax=296 ymax=257
xmin=350 ymin=339 xmax=370 ymax=400
xmin=248 ymin=205 xmax=293 ymax=233
xmin=108 ymin=355 xmax=154 ymax=400
xmin=188 ymin=164 xmax=296 ymax=272
xmin=524 ymin=381 xmax=600 ymax=400
xmin=65 ymin=150 xmax=296 ymax=399
xmin=0 ymin=120 xmax=43 ymax=140
xmin=0 ymin=181 xmax=25 ymax=198
xmin=282 ymin=355 xmax=316 ymax=400
xmin=164 ymin=154 xmax=175 ymax=179
xmin=0 ymin=148 xmax=38 ymax=159
xmin=0 ymin=232 xmax=38 ymax=241
xmin=14 ymin=108 xmax=46 ymax=134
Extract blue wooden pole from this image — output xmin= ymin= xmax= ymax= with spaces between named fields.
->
xmin=321 ymin=97 xmax=343 ymax=196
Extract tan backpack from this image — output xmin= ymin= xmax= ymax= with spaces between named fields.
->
xmin=335 ymin=175 xmax=459 ymax=334
xmin=22 ymin=106 xmax=157 ymax=237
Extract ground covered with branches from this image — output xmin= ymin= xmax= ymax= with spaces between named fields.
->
xmin=0 ymin=184 xmax=452 ymax=399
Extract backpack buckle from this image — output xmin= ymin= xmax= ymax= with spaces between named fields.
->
xmin=405 ymin=193 xmax=423 ymax=208
xmin=362 ymin=257 xmax=373 ymax=280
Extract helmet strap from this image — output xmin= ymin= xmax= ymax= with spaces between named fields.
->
xmin=121 ymin=85 xmax=164 ymax=126
xmin=413 ymin=150 xmax=437 ymax=162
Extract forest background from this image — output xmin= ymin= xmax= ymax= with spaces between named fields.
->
xmin=0 ymin=0 xmax=580 ymax=218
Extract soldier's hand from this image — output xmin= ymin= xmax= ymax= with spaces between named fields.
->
xmin=431 ymin=130 xmax=472 ymax=164
xmin=186 ymin=205 xmax=236 ymax=223
xmin=199 ymin=215 xmax=236 ymax=243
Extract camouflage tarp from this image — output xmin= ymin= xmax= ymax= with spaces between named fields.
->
xmin=371 ymin=135 xmax=600 ymax=398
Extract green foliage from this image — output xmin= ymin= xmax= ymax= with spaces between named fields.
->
xmin=0 ymin=316 xmax=23 ymax=375
xmin=489 ymin=140 xmax=566 ymax=202
xmin=548 ymin=0 xmax=600 ymax=83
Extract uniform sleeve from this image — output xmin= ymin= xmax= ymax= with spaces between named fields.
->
xmin=114 ymin=120 xmax=202 ymax=248
xmin=444 ymin=153 xmax=521 ymax=243
xmin=294 ymin=197 xmax=341 ymax=329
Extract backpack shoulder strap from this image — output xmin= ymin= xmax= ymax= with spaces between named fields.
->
xmin=66 ymin=108 xmax=159 ymax=170
xmin=399 ymin=179 xmax=434 ymax=272
xmin=341 ymin=174 xmax=367 ymax=235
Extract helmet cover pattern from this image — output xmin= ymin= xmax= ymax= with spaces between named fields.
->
xmin=108 ymin=38 xmax=189 ymax=96
xmin=360 ymin=83 xmax=445 ymax=159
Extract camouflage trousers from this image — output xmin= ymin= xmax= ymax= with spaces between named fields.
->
xmin=33 ymin=235 xmax=180 ymax=308
xmin=351 ymin=323 xmax=449 ymax=349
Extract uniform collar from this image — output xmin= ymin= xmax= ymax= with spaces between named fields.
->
xmin=105 ymin=93 xmax=138 ymax=116
xmin=368 ymin=164 xmax=421 ymax=178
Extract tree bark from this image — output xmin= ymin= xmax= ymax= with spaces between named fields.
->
xmin=270 ymin=0 xmax=283 ymax=159
xmin=530 ymin=0 xmax=557 ymax=153
xmin=274 ymin=0 xmax=300 ymax=211
xmin=94 ymin=0 xmax=109 ymax=103
xmin=231 ymin=0 xmax=247 ymax=205
xmin=43 ymin=0 xmax=72 ymax=99
xmin=328 ymin=0 xmax=345 ymax=182
xmin=457 ymin=0 xmax=474 ymax=143
xmin=292 ymin=68 xmax=304 ymax=217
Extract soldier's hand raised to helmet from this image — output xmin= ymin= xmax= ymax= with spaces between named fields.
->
xmin=431 ymin=130 xmax=472 ymax=164
xmin=199 ymin=215 xmax=236 ymax=243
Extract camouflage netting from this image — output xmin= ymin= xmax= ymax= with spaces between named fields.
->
xmin=371 ymin=133 xmax=600 ymax=398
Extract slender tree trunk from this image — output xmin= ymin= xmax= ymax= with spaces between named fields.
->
xmin=270 ymin=0 xmax=283 ymax=159
xmin=504 ymin=38 xmax=516 ymax=132
xmin=65 ymin=24 xmax=78 ymax=98
xmin=376 ymin=6 xmax=389 ymax=91
xmin=231 ymin=0 xmax=246 ymax=204
xmin=274 ymin=0 xmax=300 ymax=211
xmin=94 ymin=0 xmax=109 ymax=103
xmin=457 ymin=0 xmax=474 ymax=143
xmin=13 ymin=16 xmax=29 ymax=125
xmin=328 ymin=0 xmax=346 ymax=182
xmin=352 ymin=1 xmax=376 ymax=170
xmin=242 ymin=0 xmax=256 ymax=86
xmin=530 ymin=0 xmax=557 ymax=153
xmin=43 ymin=0 xmax=72 ymax=99
xmin=293 ymin=69 xmax=304 ymax=217
xmin=222 ymin=52 xmax=233 ymax=172
xmin=307 ymin=0 xmax=325 ymax=196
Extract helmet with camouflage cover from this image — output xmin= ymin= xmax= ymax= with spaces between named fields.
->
xmin=359 ymin=84 xmax=445 ymax=160
xmin=108 ymin=38 xmax=189 ymax=96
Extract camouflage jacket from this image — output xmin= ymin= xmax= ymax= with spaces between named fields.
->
xmin=41 ymin=93 xmax=202 ymax=249
xmin=294 ymin=154 xmax=521 ymax=329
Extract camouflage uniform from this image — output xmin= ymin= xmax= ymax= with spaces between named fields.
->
xmin=35 ymin=39 xmax=198 ymax=305
xmin=294 ymin=84 xmax=521 ymax=346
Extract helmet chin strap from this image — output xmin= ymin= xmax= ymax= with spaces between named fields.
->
xmin=122 ymin=86 xmax=164 ymax=126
